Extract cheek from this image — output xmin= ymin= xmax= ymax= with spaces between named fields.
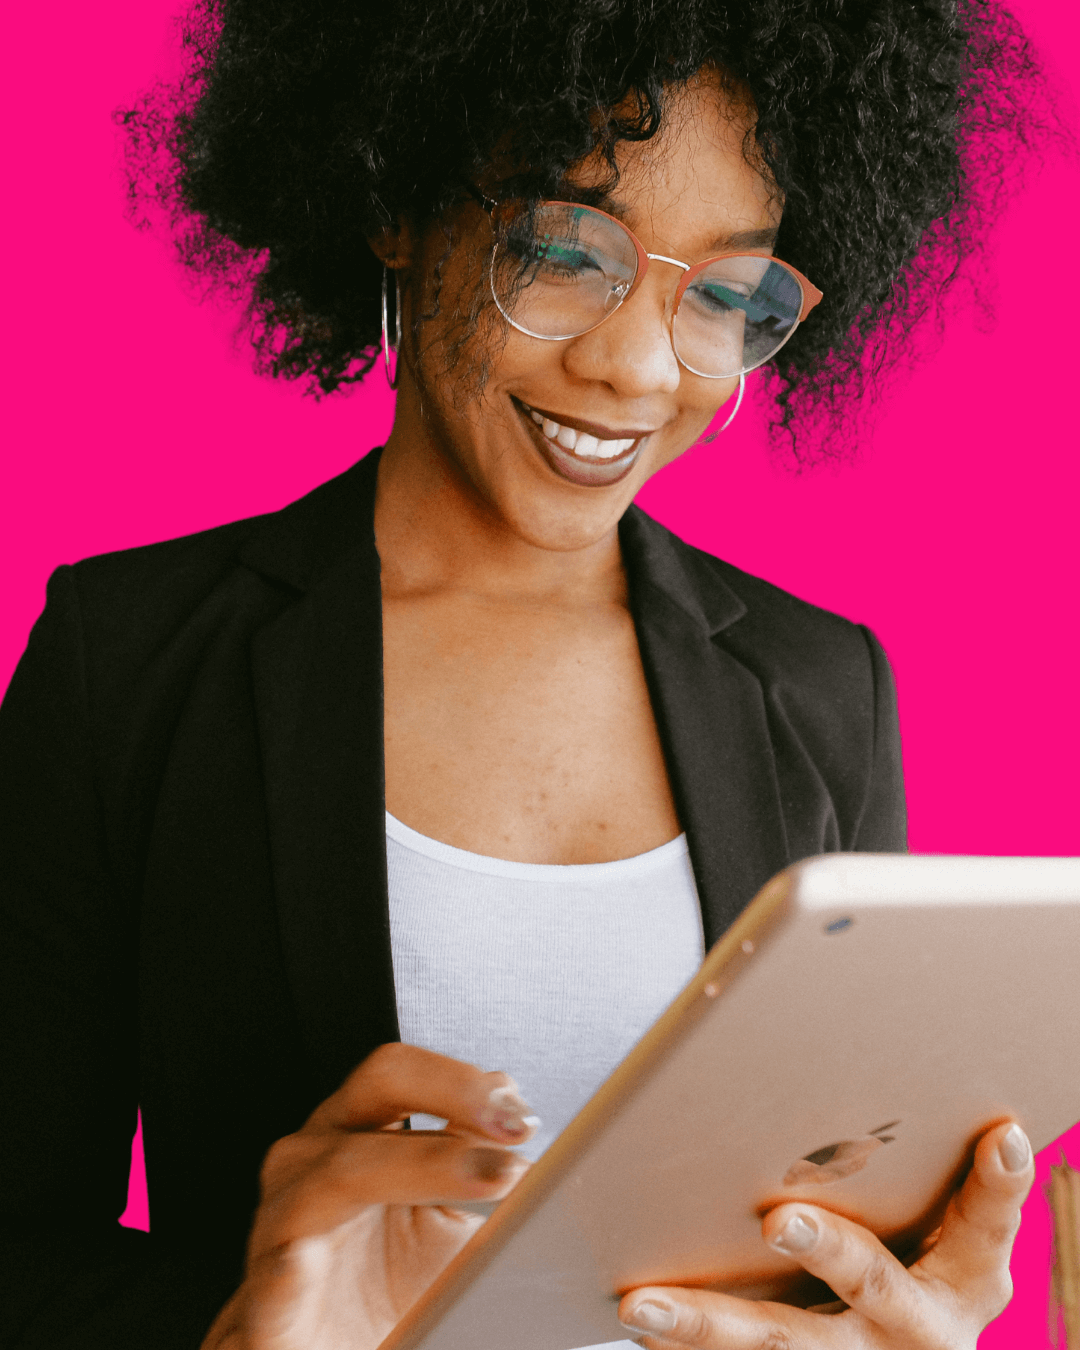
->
xmin=652 ymin=376 xmax=742 ymax=468
xmin=690 ymin=365 xmax=742 ymax=411
xmin=410 ymin=232 xmax=501 ymax=389
xmin=680 ymin=374 xmax=742 ymax=429
xmin=484 ymin=326 xmax=574 ymax=401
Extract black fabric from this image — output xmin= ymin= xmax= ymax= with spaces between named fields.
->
xmin=0 ymin=447 xmax=906 ymax=1347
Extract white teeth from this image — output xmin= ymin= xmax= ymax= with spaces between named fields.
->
xmin=555 ymin=424 xmax=577 ymax=451
xmin=523 ymin=404 xmax=639 ymax=461
xmin=599 ymin=437 xmax=636 ymax=459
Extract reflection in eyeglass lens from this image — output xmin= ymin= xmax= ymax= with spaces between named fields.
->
xmin=492 ymin=203 xmax=805 ymax=377
xmin=676 ymin=258 xmax=803 ymax=378
xmin=495 ymin=205 xmax=638 ymax=340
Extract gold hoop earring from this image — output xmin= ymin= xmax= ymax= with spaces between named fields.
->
xmin=382 ymin=266 xmax=402 ymax=389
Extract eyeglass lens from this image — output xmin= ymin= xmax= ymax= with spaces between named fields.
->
xmin=491 ymin=203 xmax=805 ymax=379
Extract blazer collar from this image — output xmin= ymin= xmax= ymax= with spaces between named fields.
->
xmin=619 ymin=507 xmax=790 ymax=949
xmin=242 ymin=451 xmax=789 ymax=1093
xmin=618 ymin=505 xmax=747 ymax=637
xmin=236 ymin=451 xmax=749 ymax=635
xmin=238 ymin=451 xmax=383 ymax=593
xmin=245 ymin=450 xmax=397 ymax=1099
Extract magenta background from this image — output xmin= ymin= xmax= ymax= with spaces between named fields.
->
xmin=3 ymin=1 xmax=1077 ymax=1342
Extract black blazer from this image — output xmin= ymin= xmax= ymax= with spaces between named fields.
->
xmin=0 ymin=447 xmax=905 ymax=1348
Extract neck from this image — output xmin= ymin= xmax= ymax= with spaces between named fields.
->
xmin=374 ymin=380 xmax=627 ymax=606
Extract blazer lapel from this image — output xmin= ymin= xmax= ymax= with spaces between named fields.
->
xmin=244 ymin=451 xmax=399 ymax=1102
xmin=239 ymin=457 xmax=790 ymax=1095
xmin=621 ymin=508 xmax=791 ymax=949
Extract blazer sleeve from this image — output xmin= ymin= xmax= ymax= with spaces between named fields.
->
xmin=0 ymin=568 xmax=236 ymax=1348
xmin=851 ymin=625 xmax=908 ymax=853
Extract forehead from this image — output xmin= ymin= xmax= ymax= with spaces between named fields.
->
xmin=564 ymin=72 xmax=780 ymax=256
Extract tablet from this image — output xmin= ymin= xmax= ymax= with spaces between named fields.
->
xmin=378 ymin=853 xmax=1080 ymax=1350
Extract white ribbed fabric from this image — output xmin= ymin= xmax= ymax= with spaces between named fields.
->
xmin=386 ymin=811 xmax=706 ymax=1350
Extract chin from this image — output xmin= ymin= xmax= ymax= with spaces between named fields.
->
xmin=501 ymin=484 xmax=635 ymax=553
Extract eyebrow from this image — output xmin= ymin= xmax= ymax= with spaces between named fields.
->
xmin=708 ymin=226 xmax=779 ymax=250
xmin=571 ymin=189 xmax=779 ymax=253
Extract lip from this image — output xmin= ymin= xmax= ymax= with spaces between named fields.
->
xmin=513 ymin=398 xmax=647 ymax=488
xmin=518 ymin=400 xmax=660 ymax=443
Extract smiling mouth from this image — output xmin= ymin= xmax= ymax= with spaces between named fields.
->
xmin=521 ymin=406 xmax=640 ymax=460
xmin=516 ymin=399 xmax=657 ymax=487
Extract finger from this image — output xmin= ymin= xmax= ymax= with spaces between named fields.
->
xmin=308 ymin=1041 xmax=541 ymax=1143
xmin=618 ymin=1284 xmax=844 ymax=1349
xmin=758 ymin=1202 xmax=941 ymax=1341
xmin=917 ymin=1120 xmax=1033 ymax=1315
xmin=255 ymin=1128 xmax=529 ymax=1247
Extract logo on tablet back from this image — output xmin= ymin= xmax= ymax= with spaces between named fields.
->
xmin=783 ymin=1122 xmax=899 ymax=1186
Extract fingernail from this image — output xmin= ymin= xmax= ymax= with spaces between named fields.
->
xmin=477 ymin=1086 xmax=542 ymax=1139
xmin=619 ymin=1299 xmax=677 ymax=1334
xmin=999 ymin=1124 xmax=1031 ymax=1173
xmin=771 ymin=1212 xmax=819 ymax=1254
xmin=464 ymin=1147 xmax=523 ymax=1182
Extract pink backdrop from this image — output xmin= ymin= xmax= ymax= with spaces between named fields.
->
xmin=3 ymin=1 xmax=1078 ymax=1343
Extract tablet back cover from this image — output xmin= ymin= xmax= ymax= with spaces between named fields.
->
xmin=380 ymin=854 xmax=1080 ymax=1350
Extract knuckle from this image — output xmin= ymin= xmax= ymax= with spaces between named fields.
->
xmin=983 ymin=1270 xmax=1014 ymax=1320
xmin=848 ymin=1251 xmax=894 ymax=1304
xmin=345 ymin=1041 xmax=417 ymax=1113
xmin=360 ymin=1040 xmax=410 ymax=1086
xmin=259 ymin=1133 xmax=307 ymax=1186
xmin=259 ymin=1131 xmax=337 ymax=1198
xmin=416 ymin=1133 xmax=459 ymax=1168
xmin=957 ymin=1199 xmax=1022 ymax=1249
xmin=755 ymin=1326 xmax=797 ymax=1350
xmin=479 ymin=1067 xmax=517 ymax=1093
xmin=326 ymin=1133 xmax=373 ymax=1180
xmin=680 ymin=1305 xmax=713 ymax=1345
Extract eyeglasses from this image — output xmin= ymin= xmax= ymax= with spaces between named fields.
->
xmin=474 ymin=194 xmax=823 ymax=380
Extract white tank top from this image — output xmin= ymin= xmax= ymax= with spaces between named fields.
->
xmin=387 ymin=811 xmax=706 ymax=1350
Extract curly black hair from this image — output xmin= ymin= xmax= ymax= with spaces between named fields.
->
xmin=120 ymin=0 xmax=1060 ymax=459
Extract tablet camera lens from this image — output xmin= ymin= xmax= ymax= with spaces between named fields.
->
xmin=824 ymin=916 xmax=853 ymax=934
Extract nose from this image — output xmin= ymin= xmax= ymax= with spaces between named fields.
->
xmin=561 ymin=260 xmax=682 ymax=398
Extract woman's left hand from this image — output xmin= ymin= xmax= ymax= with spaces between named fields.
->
xmin=617 ymin=1120 xmax=1034 ymax=1349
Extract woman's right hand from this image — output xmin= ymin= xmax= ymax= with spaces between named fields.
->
xmin=200 ymin=1043 xmax=536 ymax=1350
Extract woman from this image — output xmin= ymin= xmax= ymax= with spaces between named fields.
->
xmin=0 ymin=0 xmax=1050 ymax=1347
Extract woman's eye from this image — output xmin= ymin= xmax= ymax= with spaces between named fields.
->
xmin=535 ymin=240 xmax=604 ymax=275
xmin=693 ymin=280 xmax=754 ymax=311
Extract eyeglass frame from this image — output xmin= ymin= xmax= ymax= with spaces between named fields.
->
xmin=467 ymin=187 xmax=824 ymax=379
